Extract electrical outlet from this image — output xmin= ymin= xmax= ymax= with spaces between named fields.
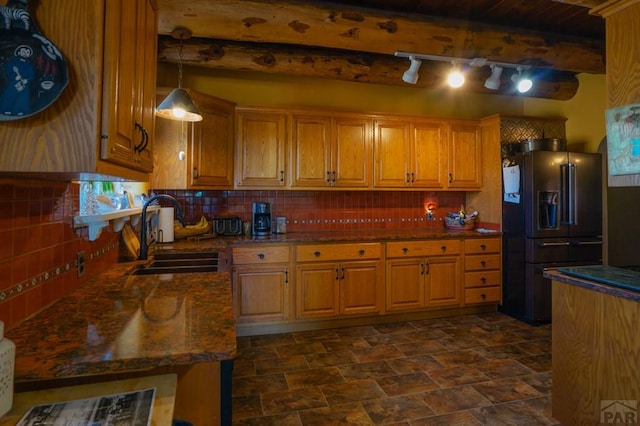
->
xmin=77 ymin=251 xmax=85 ymax=278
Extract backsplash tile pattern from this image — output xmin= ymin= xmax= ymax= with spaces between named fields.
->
xmin=0 ymin=178 xmax=119 ymax=329
xmin=152 ymin=189 xmax=480 ymax=232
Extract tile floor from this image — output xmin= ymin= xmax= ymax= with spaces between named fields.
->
xmin=232 ymin=312 xmax=557 ymax=425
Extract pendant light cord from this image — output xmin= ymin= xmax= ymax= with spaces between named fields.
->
xmin=177 ymin=38 xmax=184 ymax=89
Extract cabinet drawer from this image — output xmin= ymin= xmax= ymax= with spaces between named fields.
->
xmin=232 ymin=245 xmax=290 ymax=264
xmin=465 ymin=286 xmax=501 ymax=304
xmin=386 ymin=240 xmax=461 ymax=258
xmin=465 ymin=254 xmax=501 ymax=271
xmin=296 ymin=243 xmax=381 ymax=262
xmin=464 ymin=270 xmax=501 ymax=288
xmin=465 ymin=238 xmax=501 ymax=254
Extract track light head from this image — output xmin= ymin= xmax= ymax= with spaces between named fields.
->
xmin=512 ymin=67 xmax=533 ymax=93
xmin=402 ymin=55 xmax=422 ymax=84
xmin=447 ymin=61 xmax=465 ymax=88
xmin=484 ymin=64 xmax=503 ymax=90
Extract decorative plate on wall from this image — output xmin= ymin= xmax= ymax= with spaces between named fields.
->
xmin=0 ymin=0 xmax=68 ymax=121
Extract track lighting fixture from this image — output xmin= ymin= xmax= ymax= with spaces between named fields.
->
xmin=484 ymin=64 xmax=503 ymax=90
xmin=402 ymin=55 xmax=422 ymax=84
xmin=156 ymin=27 xmax=203 ymax=122
xmin=512 ymin=67 xmax=533 ymax=93
xmin=447 ymin=61 xmax=465 ymax=88
xmin=394 ymin=51 xmax=533 ymax=93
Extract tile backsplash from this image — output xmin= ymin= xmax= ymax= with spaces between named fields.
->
xmin=152 ymin=189 xmax=475 ymax=232
xmin=0 ymin=178 xmax=119 ymax=329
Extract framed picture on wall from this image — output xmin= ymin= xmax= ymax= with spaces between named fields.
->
xmin=605 ymin=102 xmax=640 ymax=176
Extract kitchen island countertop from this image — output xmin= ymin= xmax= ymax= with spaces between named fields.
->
xmin=544 ymin=265 xmax=640 ymax=303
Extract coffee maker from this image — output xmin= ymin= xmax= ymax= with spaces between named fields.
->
xmin=252 ymin=202 xmax=271 ymax=236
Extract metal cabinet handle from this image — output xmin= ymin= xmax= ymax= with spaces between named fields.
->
xmin=326 ymin=171 xmax=331 ymax=182
xmin=411 ymin=172 xmax=415 ymax=183
xmin=134 ymin=122 xmax=146 ymax=153
xmin=480 ymin=244 xmax=486 ymax=251
xmin=402 ymin=247 xmax=408 ymax=254
xmin=258 ymin=253 xmax=265 ymax=260
xmin=341 ymin=267 xmax=345 ymax=279
xmin=193 ymin=166 xmax=199 ymax=180
xmin=481 ymin=293 xmax=487 ymax=300
xmin=480 ymin=260 xmax=486 ymax=267
xmin=358 ymin=249 xmax=365 ymax=256
xmin=332 ymin=171 xmax=336 ymax=182
xmin=441 ymin=246 xmax=447 ymax=253
xmin=314 ymin=251 xmax=321 ymax=257
xmin=425 ymin=261 xmax=430 ymax=274
xmin=480 ymin=277 xmax=487 ymax=284
xmin=285 ymin=268 xmax=289 ymax=284
xmin=138 ymin=125 xmax=149 ymax=152
xmin=335 ymin=268 xmax=340 ymax=280
xmin=280 ymin=170 xmax=284 ymax=182
xmin=420 ymin=263 xmax=425 ymax=275
xmin=406 ymin=173 xmax=411 ymax=184
xmin=449 ymin=173 xmax=453 ymax=184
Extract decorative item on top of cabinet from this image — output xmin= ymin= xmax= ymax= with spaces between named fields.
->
xmin=463 ymin=237 xmax=502 ymax=305
xmin=100 ymin=0 xmax=158 ymax=174
xmin=231 ymin=245 xmax=291 ymax=324
xmin=235 ymin=107 xmax=288 ymax=188
xmin=0 ymin=0 xmax=157 ymax=181
xmin=291 ymin=112 xmax=372 ymax=189
xmin=295 ymin=243 xmax=384 ymax=318
xmin=153 ymin=88 xmax=235 ymax=189
xmin=385 ymin=240 xmax=463 ymax=311
xmin=373 ymin=118 xmax=451 ymax=189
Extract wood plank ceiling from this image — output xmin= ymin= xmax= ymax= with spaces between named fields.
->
xmin=155 ymin=0 xmax=606 ymax=100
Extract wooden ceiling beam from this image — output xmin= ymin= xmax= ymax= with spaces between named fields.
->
xmin=158 ymin=37 xmax=580 ymax=100
xmin=157 ymin=0 xmax=605 ymax=74
xmin=552 ymin=0 xmax=606 ymax=7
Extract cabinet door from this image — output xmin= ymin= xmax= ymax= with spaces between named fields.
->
xmin=425 ymin=256 xmax=462 ymax=307
xmin=189 ymin=92 xmax=236 ymax=187
xmin=291 ymin=115 xmax=332 ymax=187
xmin=233 ymin=265 xmax=289 ymax=323
xmin=101 ymin=0 xmax=155 ymax=173
xmin=340 ymin=261 xmax=383 ymax=315
xmin=373 ymin=120 xmax=411 ymax=187
xmin=386 ymin=258 xmax=425 ymax=311
xmin=333 ymin=117 xmax=371 ymax=188
xmin=447 ymin=123 xmax=482 ymax=189
xmin=296 ymin=263 xmax=340 ymax=318
xmin=236 ymin=110 xmax=287 ymax=187
xmin=412 ymin=121 xmax=446 ymax=188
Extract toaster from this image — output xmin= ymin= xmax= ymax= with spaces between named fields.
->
xmin=213 ymin=215 xmax=243 ymax=236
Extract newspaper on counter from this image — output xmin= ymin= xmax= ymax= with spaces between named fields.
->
xmin=16 ymin=387 xmax=156 ymax=426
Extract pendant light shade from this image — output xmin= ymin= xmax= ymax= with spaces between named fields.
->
xmin=156 ymin=88 xmax=202 ymax=122
xmin=156 ymin=27 xmax=203 ymax=122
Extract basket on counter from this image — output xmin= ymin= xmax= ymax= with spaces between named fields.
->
xmin=444 ymin=215 xmax=476 ymax=230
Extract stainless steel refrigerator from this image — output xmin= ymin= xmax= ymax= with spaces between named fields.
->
xmin=501 ymin=150 xmax=603 ymax=324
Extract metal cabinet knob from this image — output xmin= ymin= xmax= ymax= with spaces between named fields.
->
xmin=314 ymin=251 xmax=321 ymax=257
xmin=358 ymin=249 xmax=365 ymax=256
xmin=258 ymin=253 xmax=265 ymax=260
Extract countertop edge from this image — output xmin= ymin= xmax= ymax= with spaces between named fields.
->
xmin=544 ymin=268 xmax=640 ymax=303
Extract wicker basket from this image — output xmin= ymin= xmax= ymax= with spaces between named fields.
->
xmin=444 ymin=216 xmax=476 ymax=230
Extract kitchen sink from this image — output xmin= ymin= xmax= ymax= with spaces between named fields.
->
xmin=131 ymin=251 xmax=219 ymax=275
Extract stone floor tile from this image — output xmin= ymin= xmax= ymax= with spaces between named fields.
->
xmin=285 ymin=366 xmax=345 ymax=390
xmin=376 ymin=371 xmax=439 ymax=396
xmin=298 ymin=402 xmax=374 ymax=425
xmin=421 ymin=385 xmax=491 ymax=414
xmin=338 ymin=360 xmax=397 ymax=380
xmin=386 ymin=354 xmax=445 ymax=375
xmin=428 ymin=365 xmax=490 ymax=387
xmin=518 ymin=353 xmax=552 ymax=373
xmin=471 ymin=377 xmax=541 ymax=404
xmin=352 ymin=344 xmax=406 ymax=362
xmin=232 ymin=373 xmax=289 ymax=397
xmin=275 ymin=341 xmax=326 ymax=357
xmin=254 ymin=355 xmax=309 ymax=375
xmin=395 ymin=339 xmax=448 ymax=357
xmin=477 ymin=358 xmax=535 ymax=379
xmin=410 ymin=410 xmax=483 ymax=425
xmin=363 ymin=394 xmax=436 ymax=423
xmin=471 ymin=400 xmax=556 ymax=425
xmin=321 ymin=378 xmax=386 ymax=405
xmin=431 ymin=348 xmax=488 ymax=368
xmin=232 ymin=411 xmax=302 ymax=425
xmin=305 ymin=350 xmax=358 ymax=368
xmin=261 ymin=387 xmax=327 ymax=415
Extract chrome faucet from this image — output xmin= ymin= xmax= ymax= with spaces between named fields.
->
xmin=139 ymin=194 xmax=185 ymax=260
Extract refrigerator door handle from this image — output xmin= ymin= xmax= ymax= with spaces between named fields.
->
xmin=536 ymin=241 xmax=571 ymax=247
xmin=560 ymin=163 xmax=569 ymax=225
xmin=572 ymin=240 xmax=603 ymax=246
xmin=569 ymin=163 xmax=577 ymax=225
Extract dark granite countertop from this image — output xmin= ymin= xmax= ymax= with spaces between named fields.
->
xmin=544 ymin=266 xmax=640 ymax=303
xmin=169 ymin=227 xmax=501 ymax=247
xmin=5 ymin=259 xmax=236 ymax=383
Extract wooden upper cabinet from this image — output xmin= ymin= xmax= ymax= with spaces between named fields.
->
xmin=374 ymin=119 xmax=412 ymax=187
xmin=413 ymin=120 xmax=447 ymax=188
xmin=374 ymin=118 xmax=447 ymax=189
xmin=447 ymin=122 xmax=482 ymax=189
xmin=291 ymin=113 xmax=371 ymax=188
xmin=153 ymin=89 xmax=235 ymax=189
xmin=101 ymin=0 xmax=157 ymax=173
xmin=0 ymin=0 xmax=157 ymax=180
xmin=236 ymin=108 xmax=287 ymax=188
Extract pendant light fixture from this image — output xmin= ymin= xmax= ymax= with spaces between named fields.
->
xmin=156 ymin=27 xmax=203 ymax=122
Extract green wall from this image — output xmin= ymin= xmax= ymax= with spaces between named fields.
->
xmin=158 ymin=64 xmax=606 ymax=152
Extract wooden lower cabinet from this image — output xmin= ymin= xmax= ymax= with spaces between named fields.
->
xmin=231 ymin=245 xmax=291 ymax=323
xmin=296 ymin=243 xmax=384 ymax=319
xmin=386 ymin=240 xmax=463 ymax=311
xmin=463 ymin=237 xmax=502 ymax=305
